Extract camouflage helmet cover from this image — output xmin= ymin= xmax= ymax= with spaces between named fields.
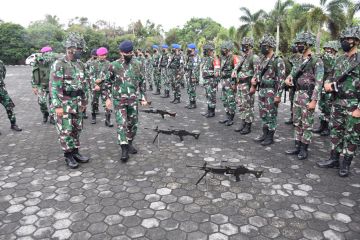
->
xmin=220 ymin=41 xmax=234 ymax=50
xmin=203 ymin=42 xmax=215 ymax=51
xmin=323 ymin=41 xmax=339 ymax=51
xmin=63 ymin=32 xmax=86 ymax=49
xmin=294 ymin=31 xmax=316 ymax=46
xmin=259 ymin=34 xmax=276 ymax=48
xmin=340 ymin=26 xmax=360 ymax=40
xmin=242 ymin=37 xmax=254 ymax=47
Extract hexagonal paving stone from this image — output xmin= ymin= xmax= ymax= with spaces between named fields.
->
xmin=119 ymin=207 xmax=137 ymax=217
xmin=104 ymin=215 xmax=123 ymax=225
xmin=332 ymin=213 xmax=352 ymax=224
xmin=51 ymin=229 xmax=72 ymax=240
xmin=149 ymin=201 xmax=166 ymax=210
xmin=156 ymin=188 xmax=172 ymax=195
xmin=209 ymin=232 xmax=228 ymax=240
xmin=15 ymin=225 xmax=36 ymax=236
xmin=220 ymin=223 xmax=239 ymax=235
xmin=323 ymin=229 xmax=346 ymax=240
xmin=141 ymin=218 xmax=160 ymax=228
xmin=210 ymin=213 xmax=229 ymax=224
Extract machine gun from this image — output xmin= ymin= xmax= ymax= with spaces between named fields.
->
xmin=187 ymin=162 xmax=263 ymax=185
xmin=145 ymin=126 xmax=200 ymax=143
xmin=140 ymin=109 xmax=176 ymax=119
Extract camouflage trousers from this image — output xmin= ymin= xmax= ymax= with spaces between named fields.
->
xmin=153 ymin=68 xmax=161 ymax=91
xmin=186 ymin=73 xmax=197 ymax=102
xmin=91 ymin=88 xmax=107 ymax=113
xmin=258 ymin=88 xmax=278 ymax=131
xmin=220 ymin=78 xmax=236 ymax=115
xmin=169 ymin=69 xmax=182 ymax=99
xmin=330 ymin=100 xmax=360 ymax=157
xmin=293 ymin=90 xmax=315 ymax=144
xmin=160 ymin=68 xmax=170 ymax=91
xmin=54 ymin=112 xmax=83 ymax=152
xmin=0 ymin=86 xmax=16 ymax=124
xmin=36 ymin=87 xmax=52 ymax=115
xmin=145 ymin=69 xmax=153 ymax=90
xmin=114 ymin=98 xmax=139 ymax=145
xmin=318 ymin=91 xmax=332 ymax=122
xmin=203 ymin=78 xmax=217 ymax=108
xmin=237 ymin=82 xmax=255 ymax=123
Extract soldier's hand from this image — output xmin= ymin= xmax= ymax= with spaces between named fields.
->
xmin=249 ymin=85 xmax=256 ymax=95
xmin=324 ymin=83 xmax=333 ymax=92
xmin=352 ymin=108 xmax=360 ymax=118
xmin=307 ymin=100 xmax=317 ymax=110
xmin=94 ymin=85 xmax=101 ymax=91
xmin=106 ymin=99 xmax=112 ymax=109
xmin=140 ymin=100 xmax=149 ymax=106
xmin=231 ymin=71 xmax=237 ymax=78
xmin=32 ymin=88 xmax=38 ymax=95
xmin=285 ymin=77 xmax=293 ymax=86
xmin=95 ymin=79 xmax=102 ymax=84
xmin=55 ymin=108 xmax=63 ymax=117
xmin=251 ymin=78 xmax=257 ymax=86
xmin=274 ymin=96 xmax=281 ymax=106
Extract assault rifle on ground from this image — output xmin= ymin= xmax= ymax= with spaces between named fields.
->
xmin=145 ymin=126 xmax=200 ymax=143
xmin=139 ymin=109 xmax=176 ymax=119
xmin=187 ymin=162 xmax=263 ymax=185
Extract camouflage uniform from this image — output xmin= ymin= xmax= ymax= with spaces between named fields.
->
xmin=159 ymin=45 xmax=170 ymax=97
xmin=152 ymin=45 xmax=161 ymax=95
xmin=50 ymin=32 xmax=89 ymax=168
xmin=317 ymin=27 xmax=360 ymax=177
xmin=201 ymin=43 xmax=220 ymax=117
xmin=219 ymin=41 xmax=240 ymax=126
xmin=233 ymin=37 xmax=259 ymax=134
xmin=86 ymin=54 xmax=98 ymax=111
xmin=253 ymin=34 xmax=285 ymax=145
xmin=184 ymin=44 xmax=201 ymax=109
xmin=0 ymin=60 xmax=21 ymax=132
xmin=168 ymin=44 xmax=184 ymax=103
xmin=144 ymin=51 xmax=154 ymax=91
xmin=285 ymin=32 xmax=324 ymax=160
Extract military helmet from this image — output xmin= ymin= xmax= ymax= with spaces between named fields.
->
xmin=340 ymin=26 xmax=360 ymax=40
xmin=220 ymin=41 xmax=234 ymax=50
xmin=203 ymin=43 xmax=215 ymax=51
xmin=242 ymin=37 xmax=254 ymax=47
xmin=63 ymin=32 xmax=86 ymax=49
xmin=294 ymin=31 xmax=316 ymax=46
xmin=259 ymin=34 xmax=276 ymax=48
xmin=323 ymin=41 xmax=339 ymax=51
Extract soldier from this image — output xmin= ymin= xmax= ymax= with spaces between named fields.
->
xmin=0 ymin=60 xmax=22 ymax=133
xmin=152 ymin=45 xmax=162 ymax=95
xmin=31 ymin=46 xmax=56 ymax=124
xmin=104 ymin=40 xmax=149 ymax=162
xmin=135 ymin=49 xmax=146 ymax=90
xmin=89 ymin=47 xmax=113 ymax=127
xmin=250 ymin=34 xmax=285 ymax=146
xmin=184 ymin=43 xmax=201 ymax=109
xmin=284 ymin=32 xmax=324 ymax=160
xmin=317 ymin=26 xmax=360 ymax=177
xmin=86 ymin=49 xmax=98 ymax=113
xmin=232 ymin=37 xmax=259 ymax=134
xmin=201 ymin=43 xmax=220 ymax=118
xmin=313 ymin=41 xmax=338 ymax=136
xmin=144 ymin=49 xmax=153 ymax=91
xmin=168 ymin=44 xmax=184 ymax=104
xmin=50 ymin=32 xmax=90 ymax=169
xmin=218 ymin=41 xmax=239 ymax=125
xmin=159 ymin=44 xmax=170 ymax=98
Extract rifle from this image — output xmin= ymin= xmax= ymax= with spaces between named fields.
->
xmin=258 ymin=54 xmax=275 ymax=88
xmin=140 ymin=109 xmax=176 ymax=119
xmin=187 ymin=162 xmax=263 ymax=185
xmin=145 ymin=126 xmax=200 ymax=143
xmin=291 ymin=55 xmax=312 ymax=90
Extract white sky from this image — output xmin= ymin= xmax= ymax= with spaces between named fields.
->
xmin=0 ymin=0 xmax=342 ymax=31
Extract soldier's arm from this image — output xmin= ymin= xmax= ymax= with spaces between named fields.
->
xmin=82 ymin=63 xmax=89 ymax=106
xmin=275 ymin=58 xmax=286 ymax=98
xmin=103 ymin=63 xmax=114 ymax=100
xmin=136 ymin=61 xmax=147 ymax=102
xmin=311 ymin=58 xmax=325 ymax=101
xmin=50 ymin=61 xmax=64 ymax=108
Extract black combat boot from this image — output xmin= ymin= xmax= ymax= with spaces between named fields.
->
xmin=82 ymin=110 xmax=88 ymax=119
xmin=285 ymin=140 xmax=301 ymax=155
xmin=128 ymin=140 xmax=138 ymax=154
xmin=49 ymin=116 xmax=55 ymax=125
xmin=284 ymin=112 xmax=293 ymax=125
xmin=206 ymin=107 xmax=215 ymax=118
xmin=225 ymin=114 xmax=234 ymax=126
xmin=297 ymin=143 xmax=309 ymax=160
xmin=261 ymin=130 xmax=275 ymax=146
xmin=10 ymin=123 xmax=22 ymax=132
xmin=149 ymin=85 xmax=153 ymax=91
xmin=188 ymin=101 xmax=197 ymax=109
xmin=170 ymin=96 xmax=177 ymax=103
xmin=202 ymin=106 xmax=211 ymax=117
xmin=240 ymin=122 xmax=252 ymax=135
xmin=153 ymin=88 xmax=161 ymax=95
xmin=316 ymin=150 xmax=340 ymax=168
xmin=161 ymin=90 xmax=170 ymax=98
xmin=254 ymin=125 xmax=268 ymax=142
xmin=64 ymin=151 xmax=79 ymax=169
xmin=313 ymin=120 xmax=326 ymax=133
xmin=339 ymin=155 xmax=353 ymax=177
xmin=72 ymin=148 xmax=90 ymax=163
xmin=320 ymin=121 xmax=330 ymax=136
xmin=219 ymin=113 xmax=230 ymax=124
xmin=234 ymin=119 xmax=246 ymax=132
xmin=91 ymin=112 xmax=96 ymax=124
xmin=121 ymin=144 xmax=129 ymax=162
xmin=173 ymin=98 xmax=180 ymax=104
xmin=105 ymin=112 xmax=114 ymax=127
xmin=43 ymin=112 xmax=49 ymax=123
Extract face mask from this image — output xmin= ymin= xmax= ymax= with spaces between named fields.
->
xmin=291 ymin=46 xmax=298 ymax=54
xmin=221 ymin=50 xmax=227 ymax=56
xmin=187 ymin=49 xmax=192 ymax=55
xmin=260 ymin=46 xmax=269 ymax=55
xmin=162 ymin=49 xmax=166 ymax=53
xmin=172 ymin=49 xmax=176 ymax=54
xmin=297 ymin=45 xmax=305 ymax=53
xmin=124 ymin=55 xmax=132 ymax=63
xmin=241 ymin=45 xmax=249 ymax=53
xmin=73 ymin=50 xmax=82 ymax=60
xmin=341 ymin=40 xmax=353 ymax=52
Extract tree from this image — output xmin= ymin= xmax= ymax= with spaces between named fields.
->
xmin=238 ymin=7 xmax=267 ymax=40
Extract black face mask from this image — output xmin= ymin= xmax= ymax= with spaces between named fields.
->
xmin=153 ymin=50 xmax=158 ymax=54
xmin=241 ymin=45 xmax=249 ymax=53
xmin=124 ymin=55 xmax=132 ymax=63
xmin=291 ymin=46 xmax=298 ymax=54
xmin=162 ymin=49 xmax=166 ymax=53
xmin=73 ymin=50 xmax=82 ymax=60
xmin=341 ymin=40 xmax=353 ymax=52
xmin=172 ymin=49 xmax=176 ymax=54
xmin=297 ymin=45 xmax=305 ymax=53
xmin=187 ymin=49 xmax=192 ymax=55
xmin=221 ymin=50 xmax=227 ymax=56
xmin=260 ymin=46 xmax=269 ymax=55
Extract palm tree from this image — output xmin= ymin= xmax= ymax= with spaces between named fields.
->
xmin=346 ymin=0 xmax=360 ymax=25
xmin=238 ymin=7 xmax=267 ymax=40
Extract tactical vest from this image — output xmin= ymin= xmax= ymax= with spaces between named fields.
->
xmin=202 ymin=57 xmax=215 ymax=79
xmin=221 ymin=54 xmax=236 ymax=78
xmin=160 ymin=54 xmax=169 ymax=67
xmin=168 ymin=55 xmax=181 ymax=69
xmin=259 ymin=56 xmax=280 ymax=88
xmin=32 ymin=61 xmax=51 ymax=88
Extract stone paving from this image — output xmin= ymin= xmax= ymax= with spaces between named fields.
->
xmin=0 ymin=66 xmax=359 ymax=240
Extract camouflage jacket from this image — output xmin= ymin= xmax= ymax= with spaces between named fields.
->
xmin=185 ymin=54 xmax=201 ymax=79
xmin=31 ymin=53 xmax=56 ymax=88
xmin=233 ymin=52 xmax=259 ymax=84
xmin=159 ymin=52 xmax=170 ymax=68
xmin=152 ymin=53 xmax=161 ymax=68
xmin=50 ymin=56 xmax=89 ymax=113
xmin=290 ymin=54 xmax=324 ymax=101
xmin=88 ymin=59 xmax=111 ymax=88
xmin=202 ymin=56 xmax=220 ymax=80
xmin=220 ymin=54 xmax=239 ymax=80
xmin=321 ymin=53 xmax=336 ymax=81
xmin=144 ymin=57 xmax=153 ymax=73
xmin=168 ymin=53 xmax=184 ymax=73
xmin=104 ymin=58 xmax=146 ymax=103
xmin=254 ymin=54 xmax=286 ymax=98
xmin=0 ymin=60 xmax=6 ymax=87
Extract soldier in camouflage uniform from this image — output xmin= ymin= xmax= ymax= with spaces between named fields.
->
xmin=285 ymin=32 xmax=324 ymax=160
xmin=168 ymin=44 xmax=184 ymax=104
xmin=135 ymin=49 xmax=146 ymax=90
xmin=313 ymin=41 xmax=338 ymax=136
xmin=144 ymin=49 xmax=153 ymax=91
xmin=152 ymin=45 xmax=161 ymax=95
xmin=89 ymin=47 xmax=113 ymax=127
xmin=219 ymin=41 xmax=240 ymax=126
xmin=104 ymin=40 xmax=149 ymax=162
xmin=159 ymin=44 xmax=170 ymax=98
xmin=86 ymin=49 xmax=98 ymax=113
xmin=250 ymin=34 xmax=285 ymax=146
xmin=184 ymin=43 xmax=201 ymax=109
xmin=0 ymin=60 xmax=22 ymax=134
xmin=50 ymin=32 xmax=90 ymax=169
xmin=31 ymin=46 xmax=56 ymax=124
xmin=201 ymin=43 xmax=220 ymax=118
xmin=232 ymin=37 xmax=259 ymax=134
xmin=317 ymin=26 xmax=360 ymax=177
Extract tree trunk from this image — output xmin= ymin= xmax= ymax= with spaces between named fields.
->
xmin=316 ymin=25 xmax=321 ymax=54
xmin=276 ymin=23 xmax=280 ymax=55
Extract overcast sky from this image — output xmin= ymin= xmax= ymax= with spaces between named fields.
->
xmin=1 ymin=0 xmax=342 ymax=31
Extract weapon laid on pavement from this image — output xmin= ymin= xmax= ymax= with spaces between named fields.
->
xmin=145 ymin=126 xmax=200 ymax=143
xmin=187 ymin=162 xmax=263 ymax=185
xmin=140 ymin=109 xmax=176 ymax=119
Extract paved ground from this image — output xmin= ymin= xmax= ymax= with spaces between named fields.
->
xmin=0 ymin=65 xmax=359 ymax=240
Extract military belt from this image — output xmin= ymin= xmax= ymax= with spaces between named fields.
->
xmin=63 ymin=90 xmax=84 ymax=97
xmin=259 ymin=82 xmax=275 ymax=88
xmin=296 ymin=84 xmax=314 ymax=92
